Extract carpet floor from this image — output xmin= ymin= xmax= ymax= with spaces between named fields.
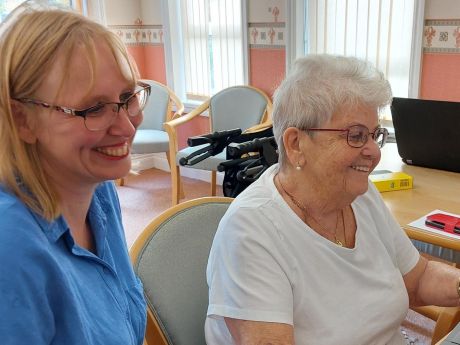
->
xmin=116 ymin=167 xmax=435 ymax=344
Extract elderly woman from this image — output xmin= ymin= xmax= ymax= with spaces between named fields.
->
xmin=205 ymin=55 xmax=460 ymax=345
xmin=0 ymin=4 xmax=148 ymax=344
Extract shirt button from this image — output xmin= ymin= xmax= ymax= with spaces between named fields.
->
xmin=103 ymin=267 xmax=110 ymax=274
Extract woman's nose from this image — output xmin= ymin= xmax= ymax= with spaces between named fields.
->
xmin=109 ymin=107 xmax=137 ymax=136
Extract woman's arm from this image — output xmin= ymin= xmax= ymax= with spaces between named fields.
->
xmin=224 ymin=318 xmax=295 ymax=345
xmin=403 ymin=255 xmax=460 ymax=307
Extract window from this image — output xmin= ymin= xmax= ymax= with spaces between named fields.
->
xmin=289 ymin=0 xmax=425 ymax=120
xmin=1 ymin=0 xmax=83 ymax=22
xmin=1 ymin=0 xmax=25 ymax=21
xmin=165 ymin=0 xmax=246 ymax=102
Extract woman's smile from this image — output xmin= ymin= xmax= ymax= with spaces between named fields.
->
xmin=94 ymin=142 xmax=129 ymax=158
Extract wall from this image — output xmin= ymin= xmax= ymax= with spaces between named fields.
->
xmin=106 ymin=0 xmax=166 ymax=84
xmin=139 ymin=0 xmax=166 ymax=83
xmin=248 ymin=0 xmax=286 ymax=97
xmin=104 ymin=0 xmax=141 ymax=25
xmin=420 ymin=0 xmax=460 ymax=101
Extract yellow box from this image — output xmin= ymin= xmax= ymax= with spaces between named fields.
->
xmin=369 ymin=171 xmax=413 ymax=192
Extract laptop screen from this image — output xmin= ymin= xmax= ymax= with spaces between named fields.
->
xmin=391 ymin=97 xmax=460 ymax=173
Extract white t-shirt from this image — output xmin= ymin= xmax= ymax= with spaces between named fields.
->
xmin=206 ymin=164 xmax=420 ymax=345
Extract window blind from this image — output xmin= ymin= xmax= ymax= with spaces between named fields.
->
xmin=180 ymin=0 xmax=244 ymax=100
xmin=306 ymin=0 xmax=415 ymax=99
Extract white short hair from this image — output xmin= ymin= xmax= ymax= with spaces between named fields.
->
xmin=272 ymin=54 xmax=392 ymax=166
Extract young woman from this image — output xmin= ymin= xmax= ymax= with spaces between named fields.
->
xmin=0 ymin=5 xmax=149 ymax=344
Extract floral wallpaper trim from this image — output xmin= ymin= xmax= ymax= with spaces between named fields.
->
xmin=423 ymin=19 xmax=460 ymax=53
xmin=108 ymin=25 xmax=163 ymax=46
xmin=248 ymin=22 xmax=285 ymax=28
xmin=249 ymin=44 xmax=285 ymax=49
xmin=248 ymin=23 xmax=285 ymax=48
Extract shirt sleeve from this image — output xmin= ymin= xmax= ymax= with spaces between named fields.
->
xmin=207 ymin=205 xmax=294 ymax=325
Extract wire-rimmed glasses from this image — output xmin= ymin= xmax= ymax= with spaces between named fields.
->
xmin=14 ymin=82 xmax=151 ymax=131
xmin=306 ymin=124 xmax=389 ymax=148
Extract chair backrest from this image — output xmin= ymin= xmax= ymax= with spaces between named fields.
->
xmin=138 ymin=80 xmax=173 ymax=131
xmin=210 ymin=85 xmax=270 ymax=132
xmin=130 ymin=197 xmax=233 ymax=345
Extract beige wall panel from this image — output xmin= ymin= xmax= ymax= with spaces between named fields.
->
xmin=425 ymin=0 xmax=460 ymax=19
xmin=105 ymin=0 xmax=141 ymax=25
xmin=141 ymin=0 xmax=163 ymax=25
xmin=248 ymin=0 xmax=286 ymax=22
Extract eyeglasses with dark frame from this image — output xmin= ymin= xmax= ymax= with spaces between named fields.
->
xmin=14 ymin=81 xmax=152 ymax=131
xmin=306 ymin=124 xmax=389 ymax=148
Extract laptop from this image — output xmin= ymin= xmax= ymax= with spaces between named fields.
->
xmin=391 ymin=97 xmax=460 ymax=173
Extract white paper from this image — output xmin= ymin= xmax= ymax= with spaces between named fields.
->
xmin=408 ymin=209 xmax=460 ymax=239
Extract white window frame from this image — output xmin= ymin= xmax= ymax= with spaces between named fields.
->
xmin=163 ymin=0 xmax=249 ymax=108
xmin=85 ymin=0 xmax=106 ymax=25
xmin=0 ymin=0 xmax=102 ymax=23
xmin=0 ymin=0 xmax=25 ymax=22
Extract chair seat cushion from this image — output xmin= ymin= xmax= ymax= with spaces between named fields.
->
xmin=176 ymin=145 xmax=227 ymax=171
xmin=132 ymin=129 xmax=170 ymax=154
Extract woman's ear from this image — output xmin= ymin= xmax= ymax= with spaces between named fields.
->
xmin=10 ymin=100 xmax=37 ymax=144
xmin=283 ymin=127 xmax=309 ymax=167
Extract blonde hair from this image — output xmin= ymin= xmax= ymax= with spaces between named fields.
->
xmin=0 ymin=8 xmax=139 ymax=220
xmin=272 ymin=54 xmax=392 ymax=167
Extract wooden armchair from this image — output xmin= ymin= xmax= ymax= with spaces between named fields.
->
xmin=130 ymin=197 xmax=233 ymax=345
xmin=119 ymin=79 xmax=184 ymax=186
xmin=164 ymin=85 xmax=272 ymax=205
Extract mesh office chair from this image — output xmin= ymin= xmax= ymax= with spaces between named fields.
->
xmin=130 ymin=197 xmax=233 ymax=345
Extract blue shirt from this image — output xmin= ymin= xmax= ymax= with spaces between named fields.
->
xmin=0 ymin=182 xmax=146 ymax=345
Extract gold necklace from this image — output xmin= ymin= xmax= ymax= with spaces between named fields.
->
xmin=277 ymin=174 xmax=344 ymax=247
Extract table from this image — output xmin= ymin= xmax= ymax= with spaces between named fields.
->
xmin=377 ymin=143 xmax=460 ymax=251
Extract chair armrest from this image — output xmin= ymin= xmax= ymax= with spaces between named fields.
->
xmin=163 ymin=99 xmax=210 ymax=156
xmin=169 ymin=91 xmax=185 ymax=119
xmin=243 ymin=120 xmax=273 ymax=134
xmin=171 ymin=109 xmax=184 ymax=121
xmin=164 ymin=99 xmax=210 ymax=130
xmin=264 ymin=101 xmax=273 ymax=121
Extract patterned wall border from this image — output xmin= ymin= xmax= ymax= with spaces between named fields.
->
xmin=108 ymin=25 xmax=163 ymax=46
xmin=110 ymin=22 xmax=286 ymax=49
xmin=423 ymin=19 xmax=460 ymax=53
xmin=248 ymin=22 xmax=286 ymax=49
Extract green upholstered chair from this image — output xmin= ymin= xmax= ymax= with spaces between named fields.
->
xmin=119 ymin=79 xmax=184 ymax=186
xmin=130 ymin=197 xmax=232 ymax=345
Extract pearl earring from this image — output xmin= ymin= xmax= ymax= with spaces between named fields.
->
xmin=296 ymin=164 xmax=301 ymax=171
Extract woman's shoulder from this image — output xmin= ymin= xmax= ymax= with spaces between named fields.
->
xmin=0 ymin=186 xmax=37 ymax=228
xmin=0 ymin=187 xmax=53 ymax=273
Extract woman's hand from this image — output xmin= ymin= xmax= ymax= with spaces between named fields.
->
xmin=404 ymin=255 xmax=460 ymax=307
xmin=225 ymin=318 xmax=295 ymax=345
